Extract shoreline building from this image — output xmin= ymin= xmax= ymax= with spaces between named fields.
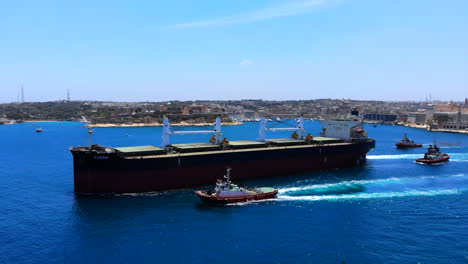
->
xmin=432 ymin=101 xmax=468 ymax=130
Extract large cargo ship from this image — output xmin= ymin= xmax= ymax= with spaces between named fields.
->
xmin=71 ymin=114 xmax=375 ymax=195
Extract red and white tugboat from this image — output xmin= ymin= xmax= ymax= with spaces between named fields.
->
xmin=396 ymin=133 xmax=422 ymax=148
xmin=195 ymin=168 xmax=278 ymax=205
xmin=416 ymin=144 xmax=449 ymax=164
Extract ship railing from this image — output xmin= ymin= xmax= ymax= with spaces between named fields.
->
xmin=161 ymin=116 xmax=222 ymax=149
xmin=258 ymin=116 xmax=306 ymax=141
xmin=170 ymin=130 xmax=218 ymax=135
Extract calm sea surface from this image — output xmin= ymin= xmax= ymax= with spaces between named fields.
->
xmin=0 ymin=121 xmax=467 ymax=264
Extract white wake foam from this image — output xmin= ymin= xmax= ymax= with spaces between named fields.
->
xmin=279 ymin=177 xmax=404 ymax=194
xmin=368 ymin=153 xmax=468 ymax=161
xmin=278 ymin=174 xmax=467 ymax=202
xmin=278 ymin=189 xmax=465 ymax=201
xmin=368 ymin=154 xmax=421 ymax=160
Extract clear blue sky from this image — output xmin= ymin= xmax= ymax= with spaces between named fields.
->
xmin=1 ymin=0 xmax=467 ymax=102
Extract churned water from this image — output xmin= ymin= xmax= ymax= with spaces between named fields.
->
xmin=0 ymin=121 xmax=467 ymax=264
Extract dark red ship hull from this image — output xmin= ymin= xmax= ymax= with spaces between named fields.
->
xmin=416 ymin=154 xmax=450 ymax=164
xmin=71 ymin=140 xmax=375 ymax=195
xmin=396 ymin=142 xmax=422 ymax=148
xmin=194 ymin=190 xmax=278 ymax=205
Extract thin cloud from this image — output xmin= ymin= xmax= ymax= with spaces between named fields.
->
xmin=240 ymin=59 xmax=252 ymax=66
xmin=169 ymin=0 xmax=331 ymax=29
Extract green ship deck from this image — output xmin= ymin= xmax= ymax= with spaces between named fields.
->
xmin=115 ymin=145 xmax=165 ymax=156
xmin=267 ymin=138 xmax=306 ymax=146
xmin=114 ymin=137 xmax=345 ymax=157
xmin=171 ymin=143 xmax=221 ymax=153
xmin=312 ymin=137 xmax=344 ymax=144
xmin=228 ymin=140 xmax=267 ymax=149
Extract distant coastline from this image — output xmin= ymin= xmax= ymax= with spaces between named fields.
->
xmin=5 ymin=119 xmax=468 ymax=134
xmin=24 ymin=120 xmax=64 ymax=123
xmin=0 ymin=120 xmax=244 ymax=127
xmin=401 ymin=123 xmax=468 ymax=134
xmin=361 ymin=121 xmax=468 ymax=134
xmin=85 ymin=121 xmax=243 ymax=128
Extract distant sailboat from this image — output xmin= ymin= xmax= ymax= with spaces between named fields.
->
xmin=36 ymin=127 xmax=43 ymax=133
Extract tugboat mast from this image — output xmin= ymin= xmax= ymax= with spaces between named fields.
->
xmin=224 ymin=168 xmax=232 ymax=189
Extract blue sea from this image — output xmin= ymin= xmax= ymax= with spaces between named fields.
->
xmin=1 ymin=121 xmax=467 ymax=264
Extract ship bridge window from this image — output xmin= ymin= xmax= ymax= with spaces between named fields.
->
xmin=94 ymin=156 xmax=108 ymax=160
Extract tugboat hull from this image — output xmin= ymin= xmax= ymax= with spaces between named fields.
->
xmin=396 ymin=142 xmax=422 ymax=148
xmin=195 ymin=189 xmax=278 ymax=205
xmin=416 ymin=154 xmax=450 ymax=164
xmin=395 ymin=133 xmax=422 ymax=148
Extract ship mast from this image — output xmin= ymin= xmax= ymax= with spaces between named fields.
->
xmin=88 ymin=128 xmax=94 ymax=147
xmin=162 ymin=116 xmax=222 ymax=149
